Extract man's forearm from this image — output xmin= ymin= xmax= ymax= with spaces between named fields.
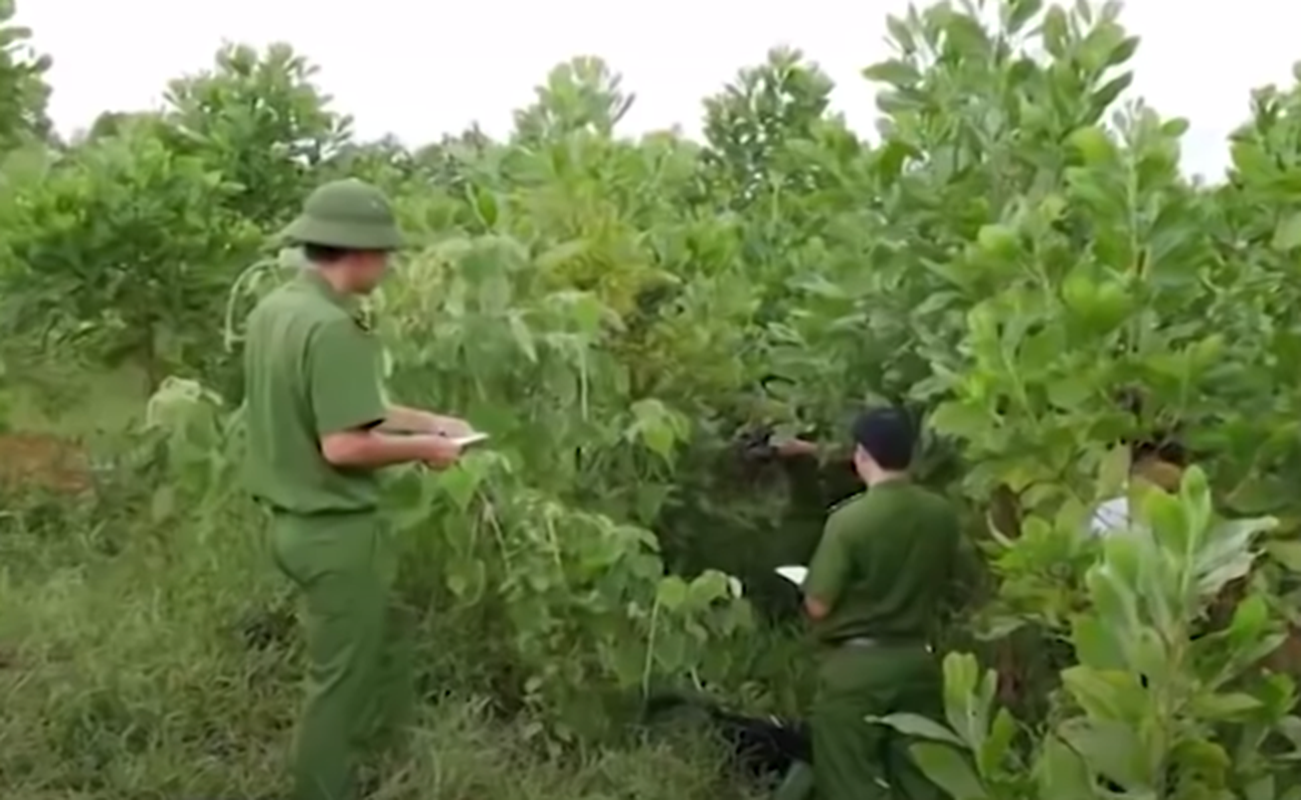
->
xmin=321 ymin=431 xmax=439 ymax=468
xmin=382 ymin=405 xmax=445 ymax=433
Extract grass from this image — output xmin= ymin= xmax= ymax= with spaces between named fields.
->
xmin=0 ymin=359 xmax=148 ymax=438
xmin=0 ymin=369 xmax=773 ymax=799
xmin=0 ymin=484 xmax=766 ymax=800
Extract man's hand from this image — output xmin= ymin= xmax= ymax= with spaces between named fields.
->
xmin=418 ymin=435 xmax=462 ymax=469
xmin=803 ymin=595 xmax=831 ymax=621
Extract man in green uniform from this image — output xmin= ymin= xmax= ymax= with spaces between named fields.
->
xmin=778 ymin=407 xmax=962 ymax=800
xmin=243 ymin=178 xmax=470 ymax=800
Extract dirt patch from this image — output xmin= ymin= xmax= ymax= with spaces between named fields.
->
xmin=0 ymin=433 xmax=92 ymax=494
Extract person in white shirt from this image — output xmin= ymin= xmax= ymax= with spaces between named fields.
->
xmin=1089 ymin=438 xmax=1186 ymax=537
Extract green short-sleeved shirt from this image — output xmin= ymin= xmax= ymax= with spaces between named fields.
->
xmin=242 ymin=270 xmax=388 ymax=514
xmin=804 ymin=480 xmax=961 ymax=645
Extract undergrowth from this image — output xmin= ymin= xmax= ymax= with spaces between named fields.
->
xmin=0 ymin=486 xmax=766 ymax=800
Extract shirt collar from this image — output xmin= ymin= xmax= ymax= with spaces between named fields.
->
xmin=297 ymin=268 xmax=361 ymax=315
xmin=868 ymin=474 xmax=911 ymax=490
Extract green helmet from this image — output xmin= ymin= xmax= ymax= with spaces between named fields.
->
xmin=280 ymin=178 xmax=404 ymax=251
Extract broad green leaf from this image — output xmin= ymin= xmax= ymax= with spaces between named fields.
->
xmin=1042 ymin=6 xmax=1070 ymax=57
xmin=1071 ymin=616 xmax=1126 ymax=669
xmin=1034 ymin=736 xmax=1094 ymax=800
xmin=1089 ymin=73 xmax=1133 ymax=118
xmin=1272 ymin=212 xmax=1301 ymax=251
xmin=1188 ymin=691 xmax=1264 ymax=721
xmin=1061 ymin=667 xmax=1136 ymax=721
xmin=508 ymin=312 xmax=538 ymax=362
xmin=686 ymin=569 xmax=731 ymax=607
xmin=1057 ymin=718 xmax=1145 ymax=786
xmin=929 ymin=402 xmax=989 ymax=441
xmin=975 ymin=224 xmax=1018 ymax=258
xmin=656 ymin=575 xmax=688 ymax=610
xmin=438 ymin=458 xmax=487 ymax=511
xmin=862 ymin=59 xmax=922 ymax=87
xmin=150 ymin=484 xmax=177 ymax=523
xmin=535 ymin=240 xmax=588 ymax=271
xmin=1096 ymin=444 xmax=1130 ymax=499
xmin=1005 ymin=0 xmax=1044 ymax=33
xmin=908 ymin=743 xmax=987 ymax=800
xmin=886 ymin=14 xmax=916 ymax=51
xmin=976 ymin=708 xmax=1016 ymax=779
xmin=871 ymin=713 xmax=965 ymax=747
xmin=1227 ymin=593 xmax=1270 ymax=644
xmin=1246 ymin=775 xmax=1276 ymax=800
xmin=629 ymin=398 xmax=681 ymax=460
xmin=941 ymin=653 xmax=989 ymax=751
xmin=1178 ymin=466 xmax=1213 ymax=544
xmin=1265 ymin=541 xmax=1301 ymax=572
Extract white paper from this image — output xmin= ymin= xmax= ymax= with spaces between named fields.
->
xmin=450 ymin=432 xmax=490 ymax=448
xmin=1090 ymin=496 xmax=1129 ymax=537
xmin=775 ymin=566 xmax=807 ymax=586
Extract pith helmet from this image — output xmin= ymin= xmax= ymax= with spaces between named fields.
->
xmin=280 ymin=179 xmax=404 ymax=251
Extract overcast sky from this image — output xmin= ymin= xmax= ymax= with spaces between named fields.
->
xmin=15 ymin=0 xmax=1300 ymax=179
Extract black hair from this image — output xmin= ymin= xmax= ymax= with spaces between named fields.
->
xmin=1131 ymin=434 xmax=1188 ymax=467
xmin=851 ymin=407 xmax=916 ymax=471
xmin=301 ymin=243 xmax=352 ymax=265
xmin=642 ymin=691 xmax=809 ymax=778
xmin=1113 ymin=387 xmax=1190 ymax=467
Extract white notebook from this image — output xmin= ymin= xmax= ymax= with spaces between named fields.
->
xmin=775 ymin=566 xmax=807 ymax=586
xmin=450 ymin=432 xmax=490 ymax=447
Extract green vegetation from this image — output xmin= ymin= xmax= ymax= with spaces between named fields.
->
xmin=7 ymin=0 xmax=1301 ymax=797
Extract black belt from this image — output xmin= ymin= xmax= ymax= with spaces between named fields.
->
xmin=838 ymin=637 xmax=932 ymax=652
xmin=263 ymin=502 xmax=378 ymax=518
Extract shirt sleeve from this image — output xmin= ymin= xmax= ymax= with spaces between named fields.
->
xmin=804 ymin=512 xmax=854 ymax=607
xmin=308 ymin=318 xmax=388 ymax=436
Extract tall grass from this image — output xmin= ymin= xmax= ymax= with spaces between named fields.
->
xmin=0 ymin=482 xmax=766 ymax=799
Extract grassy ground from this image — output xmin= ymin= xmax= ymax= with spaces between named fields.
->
xmin=0 ymin=359 xmax=148 ymax=437
xmin=0 ymin=370 xmax=767 ymax=800
xmin=0 ymin=484 xmax=763 ymax=800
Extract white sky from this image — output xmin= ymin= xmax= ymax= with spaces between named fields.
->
xmin=15 ymin=0 xmax=1301 ymax=179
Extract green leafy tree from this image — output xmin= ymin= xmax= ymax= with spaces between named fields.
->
xmin=4 ymin=126 xmax=259 ymax=390
xmin=879 ymin=469 xmax=1301 ymax=799
xmin=78 ymin=110 xmax=164 ymax=144
xmin=700 ymin=47 xmax=838 ymax=208
xmin=512 ymin=57 xmax=634 ymax=143
xmin=162 ymin=42 xmax=352 ymax=227
xmin=0 ymin=0 xmax=51 ymax=152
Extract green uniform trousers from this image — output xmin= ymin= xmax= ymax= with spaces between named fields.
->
xmin=270 ymin=509 xmax=413 ymax=800
xmin=777 ymin=643 xmax=944 ymax=800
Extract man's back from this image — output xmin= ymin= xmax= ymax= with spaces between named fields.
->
xmin=806 ymin=481 xmax=961 ymax=644
xmin=243 ymin=272 xmax=385 ymax=515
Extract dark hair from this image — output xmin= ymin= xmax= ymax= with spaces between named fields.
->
xmin=1131 ymin=434 xmax=1188 ymax=467
xmin=302 ymin=243 xmax=352 ymax=265
xmin=851 ymin=407 xmax=915 ymax=471
xmin=1113 ymin=388 xmax=1190 ymax=467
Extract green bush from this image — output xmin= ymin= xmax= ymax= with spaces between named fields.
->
xmin=8 ymin=0 xmax=1301 ymax=797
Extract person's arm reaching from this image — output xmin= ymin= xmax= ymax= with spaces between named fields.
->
xmin=803 ymin=517 xmax=851 ymax=622
xmin=309 ymin=319 xmax=461 ymax=470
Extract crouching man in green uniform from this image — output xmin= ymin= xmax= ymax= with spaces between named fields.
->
xmin=779 ymin=407 xmax=962 ymax=800
xmin=243 ymin=178 xmax=470 ymax=800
